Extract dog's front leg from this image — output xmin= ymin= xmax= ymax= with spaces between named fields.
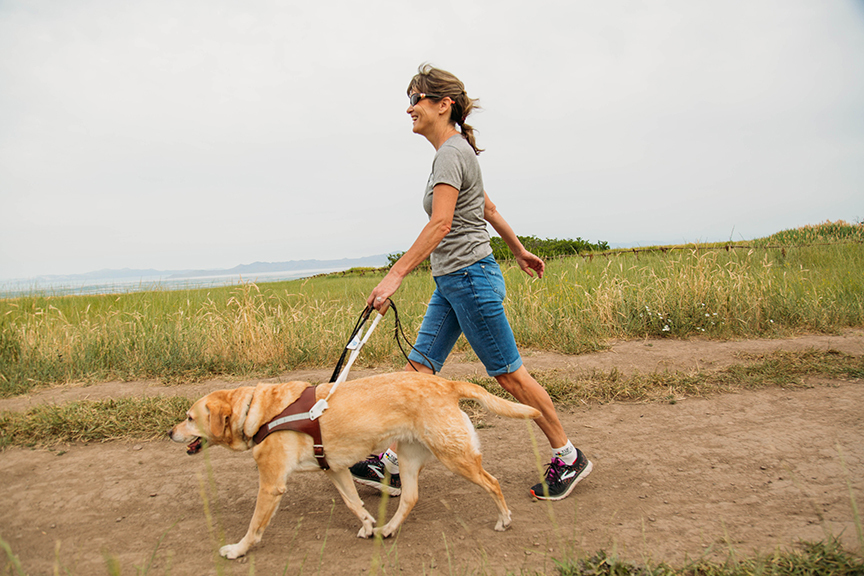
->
xmin=220 ymin=482 xmax=286 ymax=559
xmin=221 ymin=441 xmax=294 ymax=559
xmin=325 ymin=468 xmax=376 ymax=537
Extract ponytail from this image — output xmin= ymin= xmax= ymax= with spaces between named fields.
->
xmin=457 ymin=119 xmax=483 ymax=156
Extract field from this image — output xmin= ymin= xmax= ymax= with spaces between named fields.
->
xmin=1 ymin=221 xmax=863 ymax=575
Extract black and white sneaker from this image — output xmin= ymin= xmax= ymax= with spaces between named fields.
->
xmin=349 ymin=454 xmax=401 ymax=496
xmin=530 ymin=451 xmax=593 ymax=501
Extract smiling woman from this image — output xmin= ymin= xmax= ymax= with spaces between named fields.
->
xmin=351 ymin=64 xmax=594 ymax=503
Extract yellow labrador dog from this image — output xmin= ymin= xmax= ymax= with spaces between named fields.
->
xmin=169 ymin=372 xmax=540 ymax=559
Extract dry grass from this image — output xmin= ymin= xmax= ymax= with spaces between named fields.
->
xmin=2 ymin=224 xmax=862 ymax=398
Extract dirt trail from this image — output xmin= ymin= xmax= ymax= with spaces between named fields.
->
xmin=1 ymin=330 xmax=863 ymax=575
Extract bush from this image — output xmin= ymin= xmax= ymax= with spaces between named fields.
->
xmin=386 ymin=236 xmax=609 ymax=268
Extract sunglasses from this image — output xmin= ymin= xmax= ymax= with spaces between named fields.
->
xmin=408 ymin=93 xmax=443 ymax=106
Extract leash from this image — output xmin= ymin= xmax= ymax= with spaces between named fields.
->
xmin=309 ymin=299 xmax=435 ymax=420
xmin=387 ymin=300 xmax=436 ymax=375
xmin=326 ymin=303 xmax=379 ymax=384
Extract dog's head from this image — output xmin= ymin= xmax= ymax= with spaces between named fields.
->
xmin=169 ymin=388 xmax=254 ymax=454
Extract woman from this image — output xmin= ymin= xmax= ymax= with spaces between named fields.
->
xmin=350 ymin=64 xmax=592 ymax=501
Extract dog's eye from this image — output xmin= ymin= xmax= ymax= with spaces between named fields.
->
xmin=187 ymin=415 xmax=193 ymax=422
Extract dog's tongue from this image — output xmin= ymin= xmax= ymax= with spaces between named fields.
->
xmin=186 ymin=438 xmax=202 ymax=455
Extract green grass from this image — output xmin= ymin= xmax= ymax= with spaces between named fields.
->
xmin=0 ymin=395 xmax=191 ymax=449
xmin=459 ymin=348 xmax=864 ymax=415
xmin=1 ymin=222 xmax=862 ymax=398
xmin=753 ymin=219 xmax=864 ymax=246
xmin=555 ymin=539 xmax=864 ymax=576
xmin=503 ymin=242 xmax=864 ymax=355
xmin=3 ymin=349 xmax=860 ymax=450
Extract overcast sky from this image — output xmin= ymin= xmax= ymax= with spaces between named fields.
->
xmin=2 ymin=0 xmax=863 ymax=280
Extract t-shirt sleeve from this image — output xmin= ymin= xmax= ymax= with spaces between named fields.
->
xmin=430 ymin=145 xmax=464 ymax=190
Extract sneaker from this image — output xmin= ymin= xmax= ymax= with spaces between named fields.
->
xmin=530 ymin=451 xmax=593 ymax=501
xmin=349 ymin=454 xmax=402 ymax=496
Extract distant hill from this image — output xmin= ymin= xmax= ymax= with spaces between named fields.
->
xmin=5 ymin=255 xmax=390 ymax=287
xmin=166 ymin=255 xmax=389 ymax=279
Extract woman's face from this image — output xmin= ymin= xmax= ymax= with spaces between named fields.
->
xmin=407 ymin=91 xmax=438 ymax=136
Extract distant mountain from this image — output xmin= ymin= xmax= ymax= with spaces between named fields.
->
xmin=167 ymin=255 xmax=389 ymax=279
xmin=10 ymin=255 xmax=390 ymax=284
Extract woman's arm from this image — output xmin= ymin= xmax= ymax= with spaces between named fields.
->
xmin=483 ymin=192 xmax=545 ymax=278
xmin=367 ymin=184 xmax=459 ymax=309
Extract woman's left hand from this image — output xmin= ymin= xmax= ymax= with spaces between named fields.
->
xmin=516 ymin=250 xmax=545 ymax=279
xmin=367 ymin=271 xmax=403 ymax=310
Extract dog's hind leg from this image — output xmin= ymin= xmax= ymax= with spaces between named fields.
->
xmin=373 ymin=441 xmax=431 ymax=538
xmin=441 ymin=453 xmax=511 ymax=531
xmin=325 ymin=468 xmax=377 ymax=538
xmin=432 ymin=415 xmax=512 ymax=531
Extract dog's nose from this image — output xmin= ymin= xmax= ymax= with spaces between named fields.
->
xmin=166 ymin=429 xmax=174 ymax=439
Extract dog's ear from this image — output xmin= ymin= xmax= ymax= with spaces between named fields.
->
xmin=206 ymin=397 xmax=233 ymax=441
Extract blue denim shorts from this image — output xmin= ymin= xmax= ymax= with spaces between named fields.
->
xmin=408 ymin=255 xmax=523 ymax=377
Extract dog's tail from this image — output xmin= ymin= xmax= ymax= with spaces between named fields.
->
xmin=453 ymin=381 xmax=541 ymax=420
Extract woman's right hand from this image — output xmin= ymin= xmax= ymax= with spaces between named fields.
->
xmin=367 ymin=271 xmax=403 ymax=311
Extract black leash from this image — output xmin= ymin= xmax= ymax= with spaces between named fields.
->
xmin=328 ymin=305 xmax=374 ymax=383
xmin=388 ymin=299 xmax=437 ymax=375
xmin=328 ymin=299 xmax=435 ymax=383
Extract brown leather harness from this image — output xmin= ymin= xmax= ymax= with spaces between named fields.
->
xmin=252 ymin=385 xmax=329 ymax=470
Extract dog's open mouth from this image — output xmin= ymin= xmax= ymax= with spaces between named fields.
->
xmin=186 ymin=437 xmax=203 ymax=455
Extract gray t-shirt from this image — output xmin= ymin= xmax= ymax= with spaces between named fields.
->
xmin=423 ymin=135 xmax=493 ymax=276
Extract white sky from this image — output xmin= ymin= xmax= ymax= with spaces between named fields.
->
xmin=2 ymin=0 xmax=863 ymax=280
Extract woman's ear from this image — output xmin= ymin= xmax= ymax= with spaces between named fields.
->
xmin=438 ymin=97 xmax=453 ymax=116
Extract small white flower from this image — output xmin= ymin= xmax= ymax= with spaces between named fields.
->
xmin=662 ymin=325 xmax=670 ymax=332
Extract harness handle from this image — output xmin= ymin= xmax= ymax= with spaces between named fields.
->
xmin=310 ymin=298 xmax=435 ymax=420
xmin=311 ymin=303 xmax=388 ymax=419
xmin=375 ymin=298 xmax=391 ymax=315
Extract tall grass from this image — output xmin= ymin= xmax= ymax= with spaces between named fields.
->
xmin=754 ymin=219 xmax=864 ymax=246
xmin=1 ymin=224 xmax=863 ymax=397
xmin=504 ymin=242 xmax=864 ymax=354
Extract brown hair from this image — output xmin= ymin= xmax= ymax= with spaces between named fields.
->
xmin=408 ymin=64 xmax=484 ymax=155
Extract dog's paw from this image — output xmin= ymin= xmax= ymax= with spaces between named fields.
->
xmin=494 ymin=513 xmax=512 ymax=532
xmin=372 ymin=526 xmax=396 ymax=539
xmin=220 ymin=543 xmax=247 ymax=559
xmin=357 ymin=524 xmax=374 ymax=539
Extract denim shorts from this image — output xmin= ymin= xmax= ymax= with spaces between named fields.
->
xmin=408 ymin=255 xmax=523 ymax=377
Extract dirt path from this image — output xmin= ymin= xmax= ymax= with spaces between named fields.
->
xmin=2 ymin=331 xmax=863 ymax=575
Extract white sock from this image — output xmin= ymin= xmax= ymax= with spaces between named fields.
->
xmin=552 ymin=441 xmax=578 ymax=466
xmin=382 ymin=449 xmax=399 ymax=474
